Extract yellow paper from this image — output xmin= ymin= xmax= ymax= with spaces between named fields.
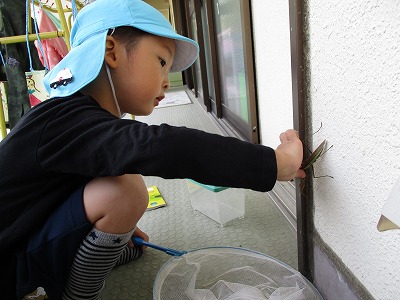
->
xmin=147 ymin=185 xmax=167 ymax=210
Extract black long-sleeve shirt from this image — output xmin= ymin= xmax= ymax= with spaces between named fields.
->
xmin=0 ymin=94 xmax=277 ymax=251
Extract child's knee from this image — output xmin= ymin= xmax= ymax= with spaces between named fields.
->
xmin=83 ymin=174 xmax=148 ymax=233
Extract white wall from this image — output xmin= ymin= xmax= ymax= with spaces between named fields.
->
xmin=307 ymin=0 xmax=400 ymax=299
xmin=251 ymin=0 xmax=293 ymax=149
xmin=252 ymin=0 xmax=400 ymax=299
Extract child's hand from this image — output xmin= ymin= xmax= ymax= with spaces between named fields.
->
xmin=275 ymin=129 xmax=306 ymax=181
xmin=128 ymin=226 xmax=149 ymax=250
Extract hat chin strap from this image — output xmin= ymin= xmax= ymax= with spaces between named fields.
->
xmin=105 ymin=63 xmax=122 ymax=118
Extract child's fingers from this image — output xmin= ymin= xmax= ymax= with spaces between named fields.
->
xmin=296 ymin=168 xmax=306 ymax=179
xmin=132 ymin=227 xmax=149 ymax=250
xmin=279 ymin=131 xmax=288 ymax=143
xmin=280 ymin=129 xmax=299 ymax=142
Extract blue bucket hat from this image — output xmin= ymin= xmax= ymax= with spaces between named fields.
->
xmin=43 ymin=0 xmax=199 ymax=97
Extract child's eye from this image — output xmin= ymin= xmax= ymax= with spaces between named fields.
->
xmin=159 ymin=58 xmax=166 ymax=67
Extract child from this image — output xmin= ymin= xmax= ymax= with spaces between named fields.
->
xmin=0 ymin=0 xmax=305 ymax=299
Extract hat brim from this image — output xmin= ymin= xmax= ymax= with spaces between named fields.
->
xmin=44 ymin=31 xmax=107 ymax=98
xmin=171 ymin=39 xmax=198 ymax=72
xmin=132 ymin=24 xmax=199 ymax=73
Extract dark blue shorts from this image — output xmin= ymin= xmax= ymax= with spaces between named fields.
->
xmin=16 ymin=186 xmax=92 ymax=299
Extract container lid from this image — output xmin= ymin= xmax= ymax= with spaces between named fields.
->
xmin=187 ymin=179 xmax=229 ymax=193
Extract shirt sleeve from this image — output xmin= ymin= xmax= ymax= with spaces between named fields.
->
xmin=37 ymin=100 xmax=277 ymax=192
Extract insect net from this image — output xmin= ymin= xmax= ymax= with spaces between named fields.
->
xmin=154 ymin=247 xmax=323 ymax=300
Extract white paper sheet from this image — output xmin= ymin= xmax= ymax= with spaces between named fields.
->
xmin=377 ymin=174 xmax=400 ymax=231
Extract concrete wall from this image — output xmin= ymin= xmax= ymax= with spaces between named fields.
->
xmin=305 ymin=0 xmax=400 ymax=299
xmin=252 ymin=0 xmax=400 ymax=299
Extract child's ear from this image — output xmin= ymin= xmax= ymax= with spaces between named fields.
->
xmin=104 ymin=36 xmax=118 ymax=69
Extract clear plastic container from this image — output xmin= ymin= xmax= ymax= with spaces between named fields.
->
xmin=186 ymin=179 xmax=245 ymax=226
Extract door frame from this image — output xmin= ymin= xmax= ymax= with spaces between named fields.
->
xmin=289 ymin=0 xmax=312 ymax=280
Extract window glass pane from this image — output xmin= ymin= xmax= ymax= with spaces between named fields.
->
xmin=190 ymin=8 xmax=203 ymax=99
xmin=214 ymin=0 xmax=249 ymax=123
xmin=201 ymin=2 xmax=215 ymax=101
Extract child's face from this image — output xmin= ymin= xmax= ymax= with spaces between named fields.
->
xmin=114 ymin=35 xmax=176 ymax=116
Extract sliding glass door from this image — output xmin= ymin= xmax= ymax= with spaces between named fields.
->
xmin=212 ymin=0 xmax=258 ymax=142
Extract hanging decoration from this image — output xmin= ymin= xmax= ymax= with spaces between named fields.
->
xmin=25 ymin=0 xmax=50 ymax=107
xmin=34 ymin=4 xmax=68 ymax=70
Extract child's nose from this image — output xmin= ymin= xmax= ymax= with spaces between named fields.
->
xmin=163 ymin=79 xmax=171 ymax=91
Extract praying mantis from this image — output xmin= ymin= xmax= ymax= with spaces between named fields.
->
xmin=301 ymin=139 xmax=332 ymax=174
xmin=299 ymin=125 xmax=333 ymax=190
